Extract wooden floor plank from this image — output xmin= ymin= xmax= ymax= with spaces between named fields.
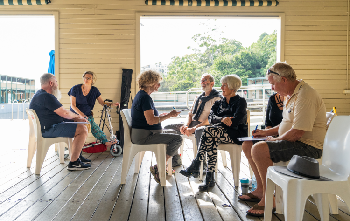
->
xmin=32 ymin=153 xmax=103 ymax=221
xmin=74 ymin=155 xmax=123 ymax=221
xmin=108 ymin=153 xmax=145 ymax=221
xmin=146 ymin=153 xmax=166 ymax=221
xmin=51 ymin=153 xmax=112 ymax=220
xmin=128 ymin=151 xmax=152 ymax=221
xmin=182 ymin=146 xmax=221 ymax=221
xmin=164 ymin=166 xmax=185 ymax=221
xmin=175 ymin=143 xmax=203 ymax=221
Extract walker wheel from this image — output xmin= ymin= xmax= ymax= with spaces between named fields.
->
xmin=110 ymin=144 xmax=122 ymax=157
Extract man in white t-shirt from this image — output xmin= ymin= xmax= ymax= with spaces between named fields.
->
xmin=239 ymin=62 xmax=327 ymax=217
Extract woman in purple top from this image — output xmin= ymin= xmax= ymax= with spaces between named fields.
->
xmin=68 ymin=71 xmax=119 ymax=148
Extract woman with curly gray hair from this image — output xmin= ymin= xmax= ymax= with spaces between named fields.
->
xmin=131 ymin=70 xmax=183 ymax=183
xmin=180 ymin=74 xmax=248 ymax=191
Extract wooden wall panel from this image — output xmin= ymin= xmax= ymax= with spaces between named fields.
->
xmin=0 ymin=0 xmax=349 ymax=124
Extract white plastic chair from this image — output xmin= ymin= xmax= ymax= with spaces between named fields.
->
xmin=26 ymin=109 xmax=73 ymax=174
xmin=274 ymin=111 xmax=337 ymax=214
xmin=265 ymin=116 xmax=350 ymax=221
xmin=120 ymin=109 xmax=172 ymax=187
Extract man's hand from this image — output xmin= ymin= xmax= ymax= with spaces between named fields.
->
xmin=221 ymin=117 xmax=232 ymax=126
xmin=180 ymin=125 xmax=187 ymax=135
xmin=252 ymin=129 xmax=268 ymax=138
xmin=74 ymin=116 xmax=88 ymax=123
xmin=184 ymin=127 xmax=196 ymax=136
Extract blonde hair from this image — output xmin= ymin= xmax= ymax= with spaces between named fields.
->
xmin=138 ymin=70 xmax=163 ymax=89
xmin=82 ymin=71 xmax=97 ymax=85
xmin=220 ymin=74 xmax=242 ymax=92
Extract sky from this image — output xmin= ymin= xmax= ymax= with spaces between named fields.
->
xmin=0 ymin=16 xmax=55 ymax=90
xmin=140 ymin=17 xmax=280 ymax=67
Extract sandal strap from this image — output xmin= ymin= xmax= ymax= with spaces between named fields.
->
xmin=251 ymin=204 xmax=265 ymax=211
xmin=245 ymin=192 xmax=260 ymax=200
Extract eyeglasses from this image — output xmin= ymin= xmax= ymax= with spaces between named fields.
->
xmin=201 ymin=79 xmax=208 ymax=83
xmin=267 ymin=69 xmax=280 ymax=76
xmin=84 ymin=77 xmax=92 ymax=80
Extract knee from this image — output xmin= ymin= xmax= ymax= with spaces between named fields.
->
xmin=251 ymin=142 xmax=269 ymax=160
xmin=242 ymin=141 xmax=253 ymax=155
xmin=77 ymin=124 xmax=88 ymax=136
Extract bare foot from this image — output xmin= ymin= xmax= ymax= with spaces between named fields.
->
xmin=105 ymin=139 xmax=118 ymax=148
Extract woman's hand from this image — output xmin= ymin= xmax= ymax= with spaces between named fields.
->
xmin=168 ymin=110 xmax=181 ymax=118
xmin=113 ymin=102 xmax=120 ymax=107
xmin=221 ymin=117 xmax=232 ymax=126
xmin=159 ymin=113 xmax=167 ymax=117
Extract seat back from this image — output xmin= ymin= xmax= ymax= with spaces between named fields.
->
xmin=322 ymin=116 xmax=350 ymax=175
xmin=326 ymin=111 xmax=336 ymax=130
xmin=120 ymin=109 xmax=132 ymax=148
xmin=26 ymin=109 xmax=42 ymax=139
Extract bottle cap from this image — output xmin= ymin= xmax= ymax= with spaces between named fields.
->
xmin=240 ymin=178 xmax=249 ymax=184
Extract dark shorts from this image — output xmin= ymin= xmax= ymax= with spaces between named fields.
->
xmin=265 ymin=140 xmax=323 ymax=163
xmin=42 ymin=122 xmax=77 ymax=138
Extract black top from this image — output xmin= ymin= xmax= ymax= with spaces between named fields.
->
xmin=29 ymin=89 xmax=63 ymax=133
xmin=68 ymin=84 xmax=101 ymax=117
xmin=209 ymin=95 xmax=248 ymax=144
xmin=131 ymin=90 xmax=161 ymax=130
xmin=265 ymin=93 xmax=283 ymax=128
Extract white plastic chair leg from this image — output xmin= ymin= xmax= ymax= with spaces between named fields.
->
xmin=283 ymin=187 xmax=308 ymax=221
xmin=154 ymin=149 xmax=167 ymax=186
xmin=167 ymin=157 xmax=172 ymax=176
xmin=265 ymin=178 xmax=275 ymax=221
xmin=58 ymin=143 xmax=65 ymax=164
xmin=328 ymin=194 xmax=338 ymax=214
xmin=27 ymin=137 xmax=36 ymax=168
xmin=220 ymin=150 xmax=227 ymax=167
xmin=35 ymin=140 xmax=49 ymax=175
xmin=275 ymin=185 xmax=284 ymax=214
xmin=180 ymin=140 xmax=184 ymax=161
xmin=134 ymin=151 xmax=145 ymax=174
xmin=191 ymin=136 xmax=197 ymax=159
xmin=231 ymin=147 xmax=241 ymax=187
xmin=314 ymin=193 xmax=330 ymax=221
xmin=121 ymin=147 xmax=135 ymax=184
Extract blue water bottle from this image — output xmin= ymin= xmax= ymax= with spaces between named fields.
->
xmin=251 ymin=174 xmax=257 ymax=191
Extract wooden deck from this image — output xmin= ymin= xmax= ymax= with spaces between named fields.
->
xmin=1 ymin=120 xmax=350 ymax=221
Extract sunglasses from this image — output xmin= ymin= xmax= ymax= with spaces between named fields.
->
xmin=267 ymin=69 xmax=280 ymax=76
xmin=84 ymin=77 xmax=92 ymax=80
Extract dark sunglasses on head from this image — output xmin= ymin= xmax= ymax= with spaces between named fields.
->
xmin=267 ymin=69 xmax=280 ymax=76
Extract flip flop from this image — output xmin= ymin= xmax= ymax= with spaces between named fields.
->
xmin=246 ymin=204 xmax=276 ymax=217
xmin=150 ymin=165 xmax=161 ymax=184
xmin=238 ymin=192 xmax=261 ymax=202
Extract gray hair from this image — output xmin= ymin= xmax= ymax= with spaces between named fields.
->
xmin=40 ymin=73 xmax=54 ymax=85
xmin=138 ymin=69 xmax=163 ymax=89
xmin=202 ymin=73 xmax=214 ymax=83
xmin=220 ymin=74 xmax=242 ymax=92
xmin=268 ymin=62 xmax=296 ymax=82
